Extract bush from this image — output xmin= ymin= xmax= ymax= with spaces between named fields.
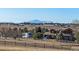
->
xmin=32 ymin=32 xmax=43 ymax=39
xmin=35 ymin=27 xmax=42 ymax=33
xmin=56 ymin=32 xmax=63 ymax=40
xmin=42 ymin=28 xmax=49 ymax=33
xmin=21 ymin=27 xmax=28 ymax=33
xmin=75 ymin=32 xmax=79 ymax=43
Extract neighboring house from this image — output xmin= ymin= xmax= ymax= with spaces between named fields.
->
xmin=62 ymin=33 xmax=75 ymax=41
xmin=22 ymin=32 xmax=32 ymax=38
xmin=58 ymin=28 xmax=76 ymax=41
xmin=43 ymin=32 xmax=56 ymax=40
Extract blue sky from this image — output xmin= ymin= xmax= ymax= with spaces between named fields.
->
xmin=0 ymin=8 xmax=79 ymax=23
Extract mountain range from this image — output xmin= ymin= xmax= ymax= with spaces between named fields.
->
xmin=27 ymin=19 xmax=53 ymax=23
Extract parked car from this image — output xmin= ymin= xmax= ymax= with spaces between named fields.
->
xmin=22 ymin=32 xmax=32 ymax=38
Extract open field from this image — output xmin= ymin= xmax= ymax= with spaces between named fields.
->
xmin=0 ymin=38 xmax=79 ymax=51
xmin=0 ymin=38 xmax=65 ymax=51
xmin=0 ymin=46 xmax=65 ymax=51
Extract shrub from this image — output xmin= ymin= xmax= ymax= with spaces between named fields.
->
xmin=21 ymin=27 xmax=28 ymax=33
xmin=35 ymin=27 xmax=42 ymax=33
xmin=56 ymin=32 xmax=63 ymax=40
xmin=42 ymin=28 xmax=49 ymax=33
xmin=32 ymin=32 xmax=43 ymax=39
xmin=75 ymin=32 xmax=79 ymax=43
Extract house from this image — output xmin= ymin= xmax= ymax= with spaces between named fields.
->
xmin=22 ymin=32 xmax=32 ymax=38
xmin=57 ymin=28 xmax=76 ymax=41
xmin=62 ymin=33 xmax=75 ymax=41
xmin=43 ymin=32 xmax=56 ymax=40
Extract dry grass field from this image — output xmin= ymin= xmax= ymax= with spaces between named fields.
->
xmin=0 ymin=38 xmax=63 ymax=51
xmin=0 ymin=46 xmax=64 ymax=51
xmin=0 ymin=38 xmax=79 ymax=51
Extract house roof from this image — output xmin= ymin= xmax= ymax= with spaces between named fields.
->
xmin=62 ymin=33 xmax=72 ymax=36
xmin=44 ymin=32 xmax=56 ymax=35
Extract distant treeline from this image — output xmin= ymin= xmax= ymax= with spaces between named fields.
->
xmin=0 ymin=22 xmax=76 ymax=25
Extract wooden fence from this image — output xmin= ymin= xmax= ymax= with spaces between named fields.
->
xmin=0 ymin=40 xmax=74 ymax=50
xmin=0 ymin=40 xmax=54 ymax=48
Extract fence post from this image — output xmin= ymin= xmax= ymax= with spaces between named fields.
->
xmin=25 ymin=42 xmax=26 ymax=47
xmin=44 ymin=44 xmax=45 ymax=48
xmin=4 ymin=40 xmax=6 ymax=46
xmin=34 ymin=43 xmax=36 ymax=47
xmin=15 ymin=41 xmax=16 ymax=47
